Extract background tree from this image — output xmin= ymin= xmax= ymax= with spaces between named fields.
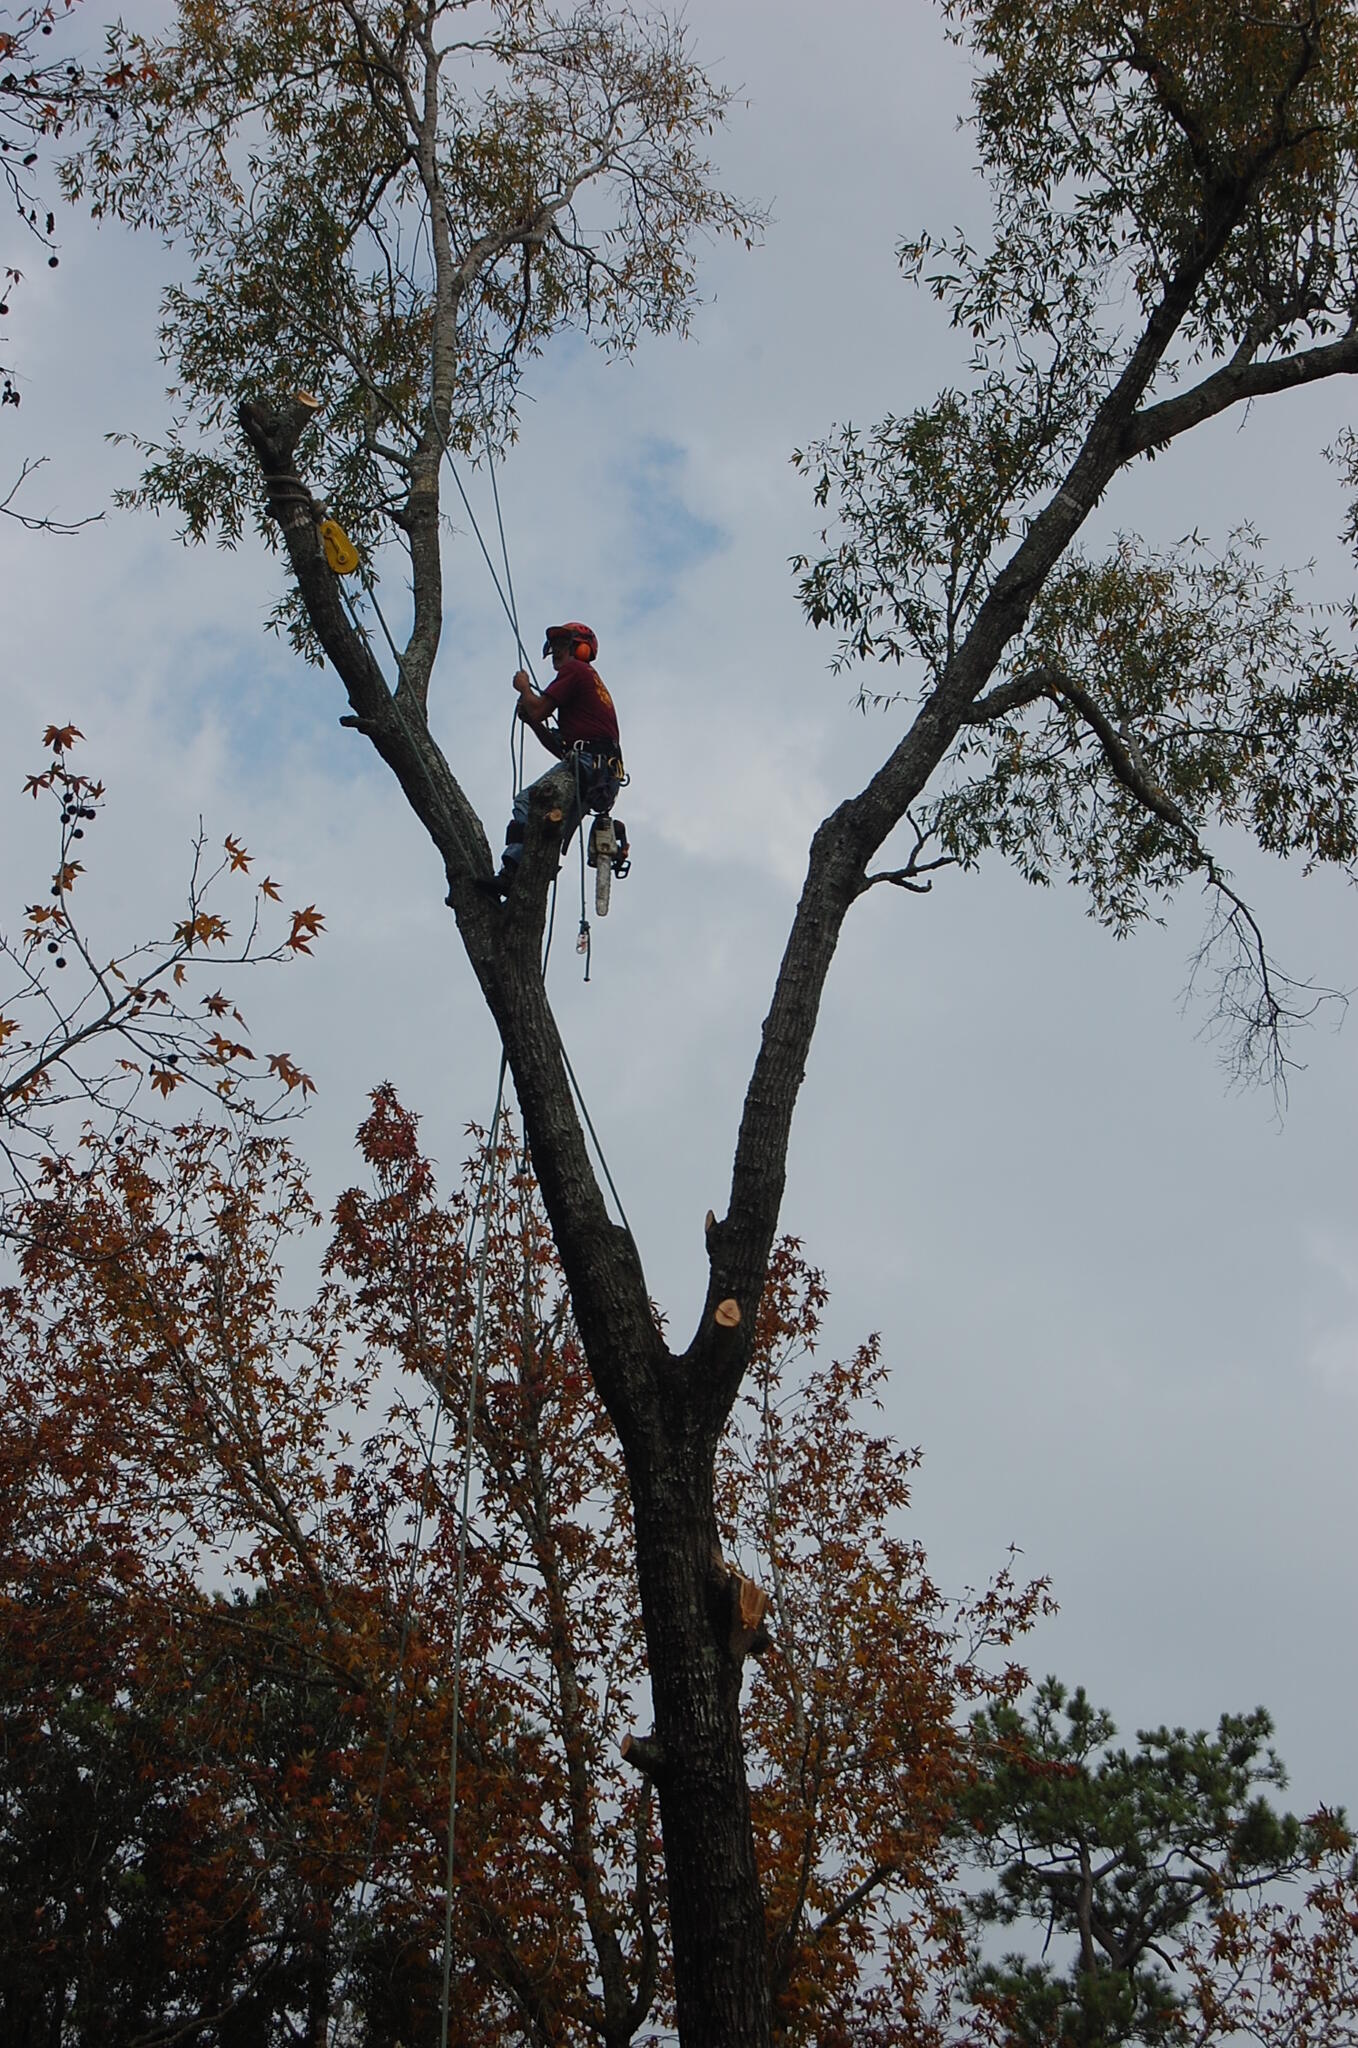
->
xmin=0 ymin=725 xmax=321 ymax=1233
xmin=67 ymin=2 xmax=1358 ymax=2039
xmin=955 ymin=1678 xmax=1358 ymax=2048
xmin=0 ymin=0 xmax=123 ymax=529
xmin=0 ymin=1087 xmax=1040 ymax=2044
xmin=1 ymin=0 xmax=76 ymax=409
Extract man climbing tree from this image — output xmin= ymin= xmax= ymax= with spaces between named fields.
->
xmin=494 ymin=622 xmax=626 ymax=894
xmin=71 ymin=3 xmax=1358 ymax=2041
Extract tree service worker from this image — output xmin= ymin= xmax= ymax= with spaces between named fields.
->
xmin=491 ymin=622 xmax=625 ymax=893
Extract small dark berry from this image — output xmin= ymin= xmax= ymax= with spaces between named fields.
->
xmin=72 ymin=828 xmax=83 ymax=839
xmin=48 ymin=257 xmax=58 ymax=269
xmin=55 ymin=957 xmax=67 ymax=969
xmin=47 ymin=940 xmax=58 ymax=954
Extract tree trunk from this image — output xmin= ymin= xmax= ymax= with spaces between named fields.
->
xmin=234 ymin=191 xmax=1247 ymax=2031
xmin=624 ymin=1422 xmax=772 ymax=2048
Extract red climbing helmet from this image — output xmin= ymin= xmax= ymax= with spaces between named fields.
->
xmin=544 ymin=621 xmax=598 ymax=663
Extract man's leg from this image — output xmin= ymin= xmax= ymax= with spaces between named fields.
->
xmin=493 ymin=765 xmax=574 ymax=892
xmin=502 ymin=769 xmax=557 ymax=869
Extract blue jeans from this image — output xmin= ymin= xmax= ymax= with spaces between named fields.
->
xmin=503 ymin=747 xmax=622 ymax=865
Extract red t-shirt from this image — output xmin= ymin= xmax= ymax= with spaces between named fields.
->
xmin=541 ymin=657 xmax=620 ymax=748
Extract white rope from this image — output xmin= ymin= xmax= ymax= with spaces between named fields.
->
xmin=438 ymin=1051 xmax=508 ymax=2046
xmin=297 ymin=380 xmax=637 ymax=2034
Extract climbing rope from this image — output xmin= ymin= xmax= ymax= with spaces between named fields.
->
xmin=573 ymin=747 xmax=592 ymax=978
xmin=297 ymin=369 xmax=636 ymax=2040
xmin=438 ymin=1050 xmax=508 ymax=2047
xmin=324 ymin=1053 xmax=508 ymax=2046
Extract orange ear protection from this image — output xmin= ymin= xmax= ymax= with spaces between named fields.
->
xmin=543 ymin=621 xmax=599 ymax=664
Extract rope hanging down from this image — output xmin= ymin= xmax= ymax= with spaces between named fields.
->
xmin=325 ymin=1053 xmax=509 ymax=2048
xmin=294 ymin=383 xmax=635 ymax=2044
xmin=438 ymin=1052 xmax=509 ymax=2048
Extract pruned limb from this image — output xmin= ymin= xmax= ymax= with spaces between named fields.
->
xmin=620 ymin=1732 xmax=667 ymax=1781
xmin=728 ymin=1572 xmax=772 ymax=1662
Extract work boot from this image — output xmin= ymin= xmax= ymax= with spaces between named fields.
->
xmin=476 ymin=861 xmax=517 ymax=902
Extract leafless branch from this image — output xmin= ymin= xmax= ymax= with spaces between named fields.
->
xmin=863 ymin=810 xmax=961 ymax=894
xmin=0 ymin=455 xmax=103 ymax=532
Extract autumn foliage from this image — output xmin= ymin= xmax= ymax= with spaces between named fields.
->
xmin=0 ymin=1089 xmax=1043 ymax=2044
xmin=1 ymin=728 xmax=320 ymax=1223
xmin=3 ymin=1088 xmax=1356 ymax=2042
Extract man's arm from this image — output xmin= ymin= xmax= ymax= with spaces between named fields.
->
xmin=513 ymin=670 xmax=565 ymax=756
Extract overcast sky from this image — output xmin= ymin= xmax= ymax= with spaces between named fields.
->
xmin=4 ymin=0 xmax=1357 ymax=1823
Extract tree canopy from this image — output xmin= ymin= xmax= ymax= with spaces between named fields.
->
xmin=37 ymin=1 xmax=1358 ymax=2041
xmin=0 ymin=1084 xmax=1044 ymax=2044
xmin=959 ymin=1679 xmax=1358 ymax=2047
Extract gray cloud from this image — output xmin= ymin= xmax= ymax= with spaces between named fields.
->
xmin=3 ymin=0 xmax=1355 ymax=1833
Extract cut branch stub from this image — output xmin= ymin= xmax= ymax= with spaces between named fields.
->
xmin=728 ymin=1573 xmax=771 ymax=1662
xmin=714 ymin=1298 xmax=741 ymax=1329
xmin=620 ymin=1731 xmax=666 ymax=1781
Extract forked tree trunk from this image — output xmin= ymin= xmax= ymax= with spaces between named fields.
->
xmin=237 ymin=179 xmax=1274 ymax=2031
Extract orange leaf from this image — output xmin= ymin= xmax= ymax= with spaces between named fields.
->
xmin=42 ymin=724 xmax=84 ymax=753
xmin=286 ymin=905 xmax=325 ymax=954
xmin=267 ymin=1051 xmax=315 ymax=1095
xmin=174 ymin=913 xmax=230 ymax=949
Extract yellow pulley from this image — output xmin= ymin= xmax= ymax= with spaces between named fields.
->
xmin=319 ymin=517 xmax=360 ymax=576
